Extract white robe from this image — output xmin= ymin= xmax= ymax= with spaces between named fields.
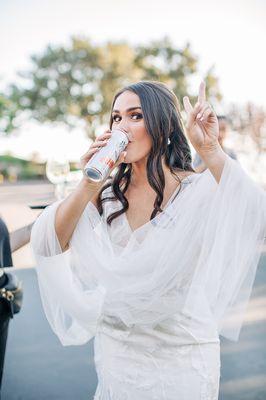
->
xmin=31 ymin=156 xmax=266 ymax=399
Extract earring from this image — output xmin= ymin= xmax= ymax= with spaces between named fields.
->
xmin=167 ymin=138 xmax=171 ymax=145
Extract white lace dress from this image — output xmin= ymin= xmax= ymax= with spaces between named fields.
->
xmin=30 ymin=156 xmax=266 ymax=400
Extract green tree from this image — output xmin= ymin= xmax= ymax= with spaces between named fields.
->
xmin=6 ymin=36 xmax=222 ymax=138
xmin=0 ymin=93 xmax=19 ymax=134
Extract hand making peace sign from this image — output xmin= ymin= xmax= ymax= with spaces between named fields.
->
xmin=183 ymin=82 xmax=219 ymax=154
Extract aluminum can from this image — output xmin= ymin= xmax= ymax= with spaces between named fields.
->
xmin=84 ymin=129 xmax=129 ymax=182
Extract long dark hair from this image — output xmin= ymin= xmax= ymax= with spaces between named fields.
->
xmin=96 ymin=80 xmax=194 ymax=224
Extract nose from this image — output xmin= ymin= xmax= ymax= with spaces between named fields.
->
xmin=114 ymin=122 xmax=131 ymax=138
xmin=117 ymin=121 xmax=129 ymax=133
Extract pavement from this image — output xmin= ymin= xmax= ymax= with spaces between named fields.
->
xmin=2 ymin=267 xmax=97 ymax=400
xmin=219 ymin=253 xmax=266 ymax=400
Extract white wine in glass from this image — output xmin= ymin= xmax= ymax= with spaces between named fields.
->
xmin=46 ymin=157 xmax=70 ymax=199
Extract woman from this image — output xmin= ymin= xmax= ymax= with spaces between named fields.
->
xmin=31 ymin=81 xmax=266 ymax=399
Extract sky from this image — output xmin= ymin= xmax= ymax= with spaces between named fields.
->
xmin=0 ymin=0 xmax=265 ymax=160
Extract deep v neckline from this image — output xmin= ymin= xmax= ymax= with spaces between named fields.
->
xmin=124 ymin=173 xmax=197 ymax=235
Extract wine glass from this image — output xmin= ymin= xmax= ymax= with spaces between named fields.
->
xmin=46 ymin=156 xmax=70 ymax=199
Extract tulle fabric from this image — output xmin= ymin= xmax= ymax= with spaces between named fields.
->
xmin=30 ymin=200 xmax=106 ymax=346
xmin=30 ymin=155 xmax=266 ymax=346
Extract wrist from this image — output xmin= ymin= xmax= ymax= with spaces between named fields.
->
xmin=195 ymin=140 xmax=220 ymax=156
xmin=198 ymin=143 xmax=226 ymax=166
xmin=77 ymin=177 xmax=106 ymax=203
xmin=80 ymin=177 xmax=102 ymax=192
xmin=197 ymin=144 xmax=227 ymax=183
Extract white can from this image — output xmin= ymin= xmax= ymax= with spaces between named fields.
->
xmin=84 ymin=129 xmax=129 ymax=182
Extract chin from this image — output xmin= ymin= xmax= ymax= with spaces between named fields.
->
xmin=123 ymin=154 xmax=147 ymax=164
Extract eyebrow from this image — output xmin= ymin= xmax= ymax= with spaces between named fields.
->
xmin=112 ymin=107 xmax=142 ymax=113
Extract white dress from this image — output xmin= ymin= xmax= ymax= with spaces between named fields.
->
xmin=30 ymin=156 xmax=266 ymax=400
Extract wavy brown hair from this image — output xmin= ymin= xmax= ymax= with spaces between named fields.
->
xmin=96 ymin=81 xmax=194 ymax=224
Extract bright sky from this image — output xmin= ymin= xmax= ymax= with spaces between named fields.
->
xmin=0 ymin=0 xmax=265 ymax=160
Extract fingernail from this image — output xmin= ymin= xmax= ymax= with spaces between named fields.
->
xmin=200 ymin=117 xmax=204 ymax=121
xmin=197 ymin=113 xmax=201 ymax=119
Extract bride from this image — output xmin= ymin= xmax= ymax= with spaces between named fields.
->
xmin=31 ymin=80 xmax=266 ymax=399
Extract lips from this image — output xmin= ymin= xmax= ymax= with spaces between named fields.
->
xmin=126 ymin=133 xmax=133 ymax=142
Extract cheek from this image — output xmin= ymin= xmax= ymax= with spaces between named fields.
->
xmin=132 ymin=125 xmax=151 ymax=144
xmin=123 ymin=124 xmax=152 ymax=161
xmin=125 ymin=137 xmax=152 ymax=163
xmin=132 ymin=127 xmax=152 ymax=149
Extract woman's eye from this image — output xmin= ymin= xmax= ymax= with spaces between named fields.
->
xmin=112 ymin=115 xmax=121 ymax=122
xmin=131 ymin=113 xmax=143 ymax=120
xmin=112 ymin=113 xmax=142 ymax=122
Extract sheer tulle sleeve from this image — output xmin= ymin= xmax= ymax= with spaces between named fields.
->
xmin=183 ymin=156 xmax=266 ymax=341
xmin=30 ymin=201 xmax=106 ymax=346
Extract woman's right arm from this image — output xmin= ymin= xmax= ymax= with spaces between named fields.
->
xmin=54 ymin=128 xmax=127 ymax=252
xmin=55 ymin=178 xmax=102 ymax=252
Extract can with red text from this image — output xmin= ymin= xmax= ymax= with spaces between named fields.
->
xmin=84 ymin=129 xmax=129 ymax=182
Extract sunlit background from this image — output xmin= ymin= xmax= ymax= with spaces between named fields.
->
xmin=1 ymin=0 xmax=266 ymax=162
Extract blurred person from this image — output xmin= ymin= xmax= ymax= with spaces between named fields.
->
xmin=0 ymin=217 xmax=33 ymax=396
xmin=0 ymin=218 xmax=13 ymax=269
xmin=0 ymin=217 xmax=13 ymax=396
xmin=31 ymin=81 xmax=266 ymax=399
xmin=193 ymin=115 xmax=237 ymax=172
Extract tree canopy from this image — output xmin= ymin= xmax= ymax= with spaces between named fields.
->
xmin=3 ymin=36 xmax=222 ymax=138
xmin=0 ymin=93 xmax=19 ymax=134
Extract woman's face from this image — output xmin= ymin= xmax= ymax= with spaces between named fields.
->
xmin=111 ymin=90 xmax=152 ymax=163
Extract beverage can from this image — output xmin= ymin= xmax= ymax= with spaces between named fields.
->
xmin=84 ymin=129 xmax=129 ymax=182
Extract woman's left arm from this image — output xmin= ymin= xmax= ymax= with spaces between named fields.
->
xmin=183 ymin=81 xmax=227 ymax=183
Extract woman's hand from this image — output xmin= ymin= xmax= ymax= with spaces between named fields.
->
xmin=80 ymin=129 xmax=112 ymax=171
xmin=79 ymin=129 xmax=127 ymax=185
xmin=183 ymin=81 xmax=226 ymax=183
xmin=183 ymin=82 xmax=219 ymax=155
